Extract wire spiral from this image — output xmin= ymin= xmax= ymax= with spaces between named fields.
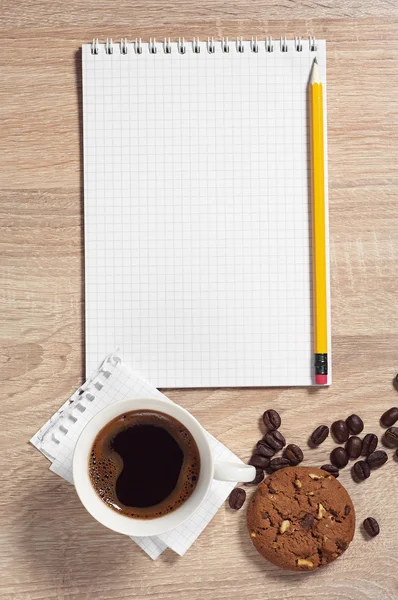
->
xmin=90 ymin=36 xmax=318 ymax=55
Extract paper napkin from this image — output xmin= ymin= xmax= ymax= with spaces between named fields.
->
xmin=31 ymin=351 xmax=241 ymax=559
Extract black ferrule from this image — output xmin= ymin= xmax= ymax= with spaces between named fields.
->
xmin=315 ymin=353 xmax=328 ymax=375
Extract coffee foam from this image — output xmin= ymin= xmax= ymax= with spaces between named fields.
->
xmin=89 ymin=410 xmax=201 ymax=519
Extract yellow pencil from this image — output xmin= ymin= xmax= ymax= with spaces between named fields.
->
xmin=309 ymin=58 xmax=328 ymax=385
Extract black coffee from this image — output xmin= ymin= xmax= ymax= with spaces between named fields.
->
xmin=89 ymin=410 xmax=200 ymax=519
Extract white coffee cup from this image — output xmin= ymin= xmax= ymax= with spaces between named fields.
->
xmin=73 ymin=397 xmax=256 ymax=537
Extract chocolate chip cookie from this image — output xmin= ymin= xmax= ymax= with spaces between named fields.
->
xmin=247 ymin=466 xmax=355 ymax=571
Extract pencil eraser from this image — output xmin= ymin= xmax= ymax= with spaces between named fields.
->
xmin=315 ymin=374 xmax=327 ymax=385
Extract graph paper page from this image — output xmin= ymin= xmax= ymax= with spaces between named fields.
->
xmin=82 ymin=39 xmax=330 ymax=387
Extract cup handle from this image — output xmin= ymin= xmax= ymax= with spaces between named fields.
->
xmin=213 ymin=461 xmax=256 ymax=483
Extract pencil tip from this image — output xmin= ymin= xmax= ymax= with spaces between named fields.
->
xmin=310 ymin=56 xmax=321 ymax=84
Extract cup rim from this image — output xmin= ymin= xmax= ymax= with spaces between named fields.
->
xmin=72 ymin=397 xmax=214 ymax=537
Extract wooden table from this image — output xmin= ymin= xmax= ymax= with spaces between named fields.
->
xmin=2 ymin=1 xmax=398 ymax=598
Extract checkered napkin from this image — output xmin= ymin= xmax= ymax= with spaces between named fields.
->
xmin=31 ymin=351 xmax=241 ymax=559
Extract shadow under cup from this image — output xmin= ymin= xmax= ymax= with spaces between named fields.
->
xmin=73 ymin=398 xmax=215 ymax=537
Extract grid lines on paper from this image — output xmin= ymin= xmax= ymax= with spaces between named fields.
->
xmin=82 ymin=40 xmax=329 ymax=387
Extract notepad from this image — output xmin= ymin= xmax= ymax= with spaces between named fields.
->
xmin=82 ymin=37 xmax=330 ymax=388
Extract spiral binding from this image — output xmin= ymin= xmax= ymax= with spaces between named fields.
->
xmin=34 ymin=351 xmax=122 ymax=457
xmin=149 ymin=38 xmax=157 ymax=54
xmin=90 ymin=36 xmax=318 ymax=55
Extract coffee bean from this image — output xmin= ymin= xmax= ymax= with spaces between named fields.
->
xmin=249 ymin=454 xmax=270 ymax=469
xmin=264 ymin=430 xmax=286 ymax=451
xmin=380 ymin=407 xmax=398 ymax=428
xmin=256 ymin=440 xmax=275 ymax=458
xmin=320 ymin=464 xmax=339 ymax=478
xmin=229 ymin=487 xmax=246 ymax=510
xmin=345 ymin=436 xmax=362 ymax=460
xmin=395 ymin=449 xmax=398 ymax=460
xmin=331 ymin=420 xmax=350 ymax=443
xmin=352 ymin=460 xmax=370 ymax=481
xmin=269 ymin=457 xmax=290 ymax=472
xmin=367 ymin=450 xmax=388 ymax=469
xmin=330 ymin=447 xmax=349 ymax=469
xmin=382 ymin=426 xmax=398 ymax=448
xmin=245 ymin=467 xmax=264 ymax=485
xmin=361 ymin=433 xmax=378 ymax=456
xmin=284 ymin=444 xmax=304 ymax=466
xmin=300 ymin=514 xmax=315 ymax=531
xmin=363 ymin=517 xmax=380 ymax=537
xmin=262 ymin=409 xmax=281 ymax=431
xmin=310 ymin=425 xmax=329 ymax=446
xmin=346 ymin=414 xmax=364 ymax=435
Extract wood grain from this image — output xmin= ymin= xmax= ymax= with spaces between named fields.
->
xmin=1 ymin=3 xmax=398 ymax=598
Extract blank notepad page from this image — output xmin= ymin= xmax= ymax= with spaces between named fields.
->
xmin=82 ymin=39 xmax=329 ymax=387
